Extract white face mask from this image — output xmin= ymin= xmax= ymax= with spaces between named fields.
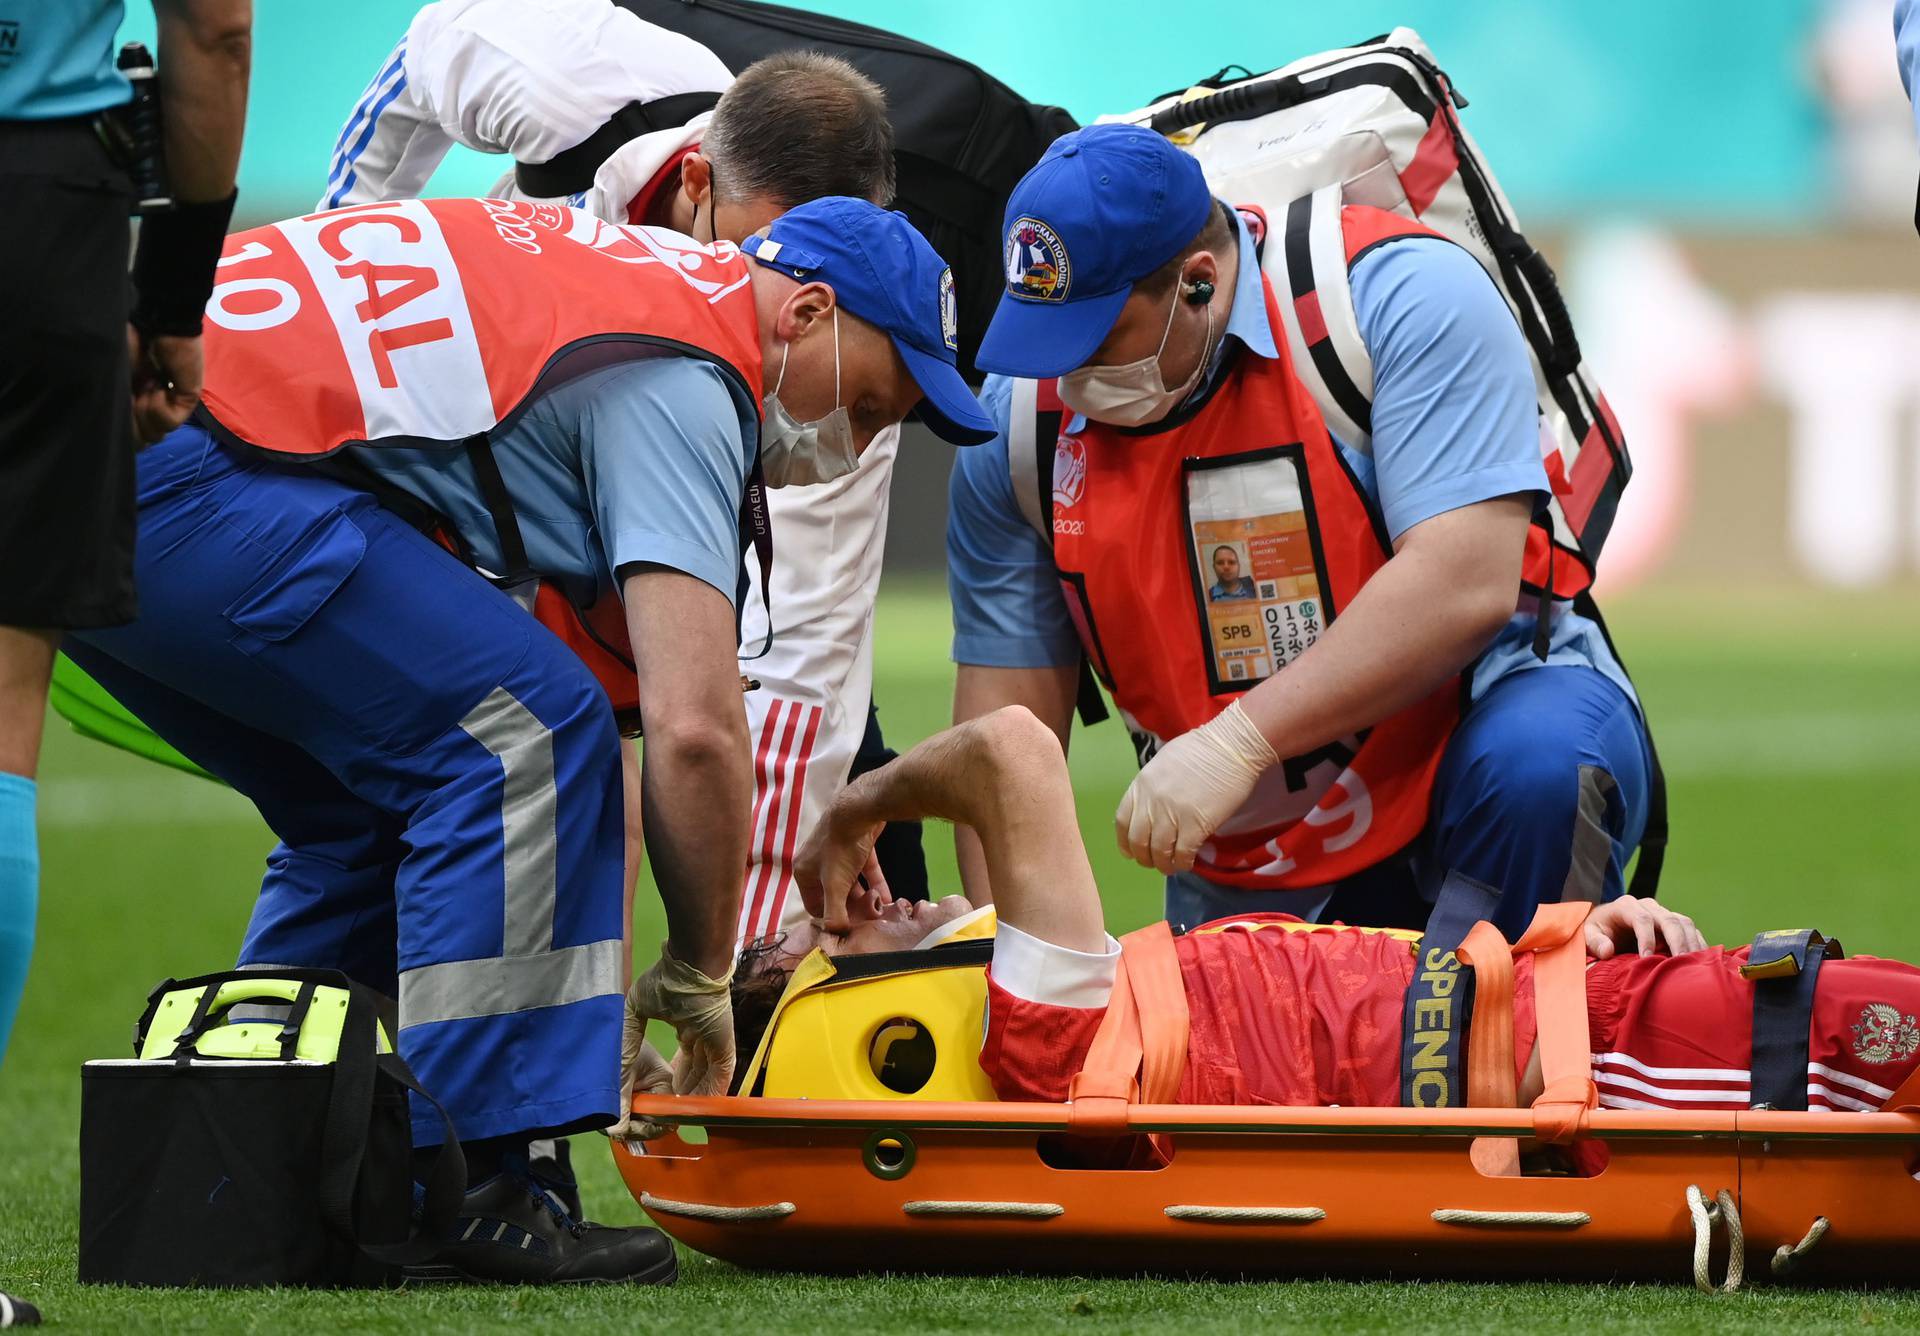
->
xmin=759 ymin=306 xmax=859 ymax=489
xmin=1057 ymin=279 xmax=1215 ymax=428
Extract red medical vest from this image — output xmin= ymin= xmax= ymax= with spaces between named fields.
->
xmin=1049 ymin=205 xmax=1482 ymax=891
xmin=196 ymin=197 xmax=764 ymax=728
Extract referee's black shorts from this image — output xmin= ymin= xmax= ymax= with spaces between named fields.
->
xmin=0 ymin=115 xmax=136 ymax=630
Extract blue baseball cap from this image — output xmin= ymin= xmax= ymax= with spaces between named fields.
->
xmin=976 ymin=125 xmax=1213 ymax=379
xmin=740 ymin=197 xmax=996 ymax=446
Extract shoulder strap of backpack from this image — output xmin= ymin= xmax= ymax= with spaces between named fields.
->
xmin=1006 ymin=377 xmax=1109 ymax=727
xmin=1268 ymin=183 xmax=1376 ymax=449
xmin=1006 ymin=377 xmax=1059 ymax=548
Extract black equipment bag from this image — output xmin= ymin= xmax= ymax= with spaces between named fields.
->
xmin=616 ymin=0 xmax=1077 ymax=381
xmin=79 ymin=968 xmax=464 ymax=1288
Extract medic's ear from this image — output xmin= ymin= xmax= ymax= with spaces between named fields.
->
xmin=680 ymin=152 xmax=714 ymax=207
xmin=776 ymin=281 xmax=837 ymax=341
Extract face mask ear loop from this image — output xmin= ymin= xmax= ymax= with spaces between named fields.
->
xmin=831 ymin=303 xmax=842 ymax=412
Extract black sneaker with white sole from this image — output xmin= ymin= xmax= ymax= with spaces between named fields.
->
xmin=404 ymin=1158 xmax=677 ymax=1286
xmin=0 ymin=1292 xmax=40 ymax=1327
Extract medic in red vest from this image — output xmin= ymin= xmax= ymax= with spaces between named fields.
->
xmin=945 ymin=125 xmax=1655 ymax=942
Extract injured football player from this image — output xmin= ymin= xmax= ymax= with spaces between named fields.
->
xmin=730 ymin=707 xmax=1920 ymax=1121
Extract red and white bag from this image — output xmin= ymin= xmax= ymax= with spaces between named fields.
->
xmin=1105 ymin=28 xmax=1630 ymax=588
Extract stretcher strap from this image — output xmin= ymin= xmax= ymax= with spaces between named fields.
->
xmin=1742 ymin=928 xmax=1841 ymax=1111
xmin=1067 ymin=922 xmax=1186 ymax=1136
xmin=1512 ymin=901 xmax=1598 ymax=1144
xmin=1455 ymin=903 xmax=1598 ymax=1145
xmin=1454 ymin=922 xmax=1517 ymax=1109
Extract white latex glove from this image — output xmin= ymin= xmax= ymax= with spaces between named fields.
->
xmin=1115 ymin=701 xmax=1278 ymax=875
xmin=607 ymin=945 xmax=735 ymax=1145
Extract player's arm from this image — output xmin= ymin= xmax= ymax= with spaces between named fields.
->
xmin=799 ymin=708 xmax=1107 ymax=952
xmin=947 ymin=377 xmax=1085 ymax=903
xmin=1118 ymin=238 xmax=1549 ymax=873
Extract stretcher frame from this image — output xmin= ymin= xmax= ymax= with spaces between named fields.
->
xmin=615 ymin=1097 xmax=1920 ymax=1284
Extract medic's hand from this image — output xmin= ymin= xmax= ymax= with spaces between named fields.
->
xmin=615 ymin=945 xmax=736 ymax=1130
xmin=795 ymin=806 xmax=891 ymax=933
xmin=608 ymin=1034 xmax=675 ymax=1144
xmin=1583 ymin=895 xmax=1707 ymax=959
xmin=128 ymin=327 xmax=205 ymax=444
xmin=1115 ymin=701 xmax=1278 ymax=875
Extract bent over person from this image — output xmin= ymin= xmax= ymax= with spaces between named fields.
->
xmin=324 ymin=0 xmax=926 ymax=947
xmin=755 ymin=711 xmax=1920 ymax=1142
xmin=63 ymin=195 xmax=993 ymax=1283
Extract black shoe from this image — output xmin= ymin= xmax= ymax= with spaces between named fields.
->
xmin=0 ymin=1293 xmax=40 ymax=1327
xmin=404 ymin=1157 xmax=677 ymax=1286
xmin=525 ymin=1138 xmax=583 ymax=1220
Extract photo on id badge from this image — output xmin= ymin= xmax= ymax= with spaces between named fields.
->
xmin=1183 ymin=445 xmax=1332 ymax=695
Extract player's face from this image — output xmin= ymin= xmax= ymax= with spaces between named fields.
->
xmin=1214 ymin=548 xmax=1240 ymax=583
xmin=791 ymin=895 xmax=974 ymax=959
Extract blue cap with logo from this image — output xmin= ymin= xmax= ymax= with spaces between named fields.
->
xmin=976 ymin=124 xmax=1213 ymax=380
xmin=740 ymin=196 xmax=995 ymax=446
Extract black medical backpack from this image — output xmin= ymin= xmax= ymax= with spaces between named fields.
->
xmin=616 ymin=0 xmax=1077 ymax=381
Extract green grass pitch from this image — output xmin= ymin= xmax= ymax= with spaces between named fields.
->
xmin=6 ymin=579 xmax=1920 ymax=1331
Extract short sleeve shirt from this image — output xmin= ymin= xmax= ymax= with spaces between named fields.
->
xmin=947 ymin=214 xmax=1634 ymax=707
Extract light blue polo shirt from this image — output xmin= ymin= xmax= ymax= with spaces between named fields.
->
xmin=349 ymin=353 xmax=759 ymax=607
xmin=0 ymin=2 xmax=130 ymax=121
xmin=948 ymin=210 xmax=1636 ymax=709
xmin=1899 ymin=0 xmax=1920 ymax=148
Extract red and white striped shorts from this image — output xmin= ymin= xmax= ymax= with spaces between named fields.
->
xmin=1585 ymin=946 xmax=1920 ymax=1113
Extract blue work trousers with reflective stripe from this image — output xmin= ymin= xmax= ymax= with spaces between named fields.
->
xmin=67 ymin=425 xmax=625 ymax=1145
xmin=1166 ymin=665 xmax=1652 ymax=938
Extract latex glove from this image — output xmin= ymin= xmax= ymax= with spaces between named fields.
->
xmin=608 ymin=1035 xmax=675 ymax=1144
xmin=608 ymin=946 xmax=736 ymax=1145
xmin=1115 ymin=701 xmax=1278 ymax=875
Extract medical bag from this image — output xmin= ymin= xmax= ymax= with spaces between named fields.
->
xmin=78 ymin=969 xmax=464 ymax=1288
xmin=616 ymin=0 xmax=1077 ymax=382
xmin=1107 ymin=29 xmax=1628 ymax=581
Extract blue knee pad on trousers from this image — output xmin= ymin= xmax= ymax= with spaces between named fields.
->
xmin=0 ymin=773 xmax=37 ymax=1070
xmin=1428 ymin=665 xmax=1651 ymax=938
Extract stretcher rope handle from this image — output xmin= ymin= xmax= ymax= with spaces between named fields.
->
xmin=1770 ymin=1216 xmax=1828 ymax=1280
xmin=902 ymin=1200 xmax=1064 ymax=1219
xmin=1686 ymin=1184 xmax=1745 ymax=1294
xmin=1431 ymin=1209 xmax=1589 ymax=1228
xmin=1164 ymin=1205 xmax=1325 ymax=1224
xmin=640 ymin=1191 xmax=795 ymax=1223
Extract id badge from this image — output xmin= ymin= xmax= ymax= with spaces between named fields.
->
xmin=1183 ymin=445 xmax=1334 ymax=695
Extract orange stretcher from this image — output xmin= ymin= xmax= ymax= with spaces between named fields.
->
xmin=614 ymin=909 xmax=1920 ymax=1287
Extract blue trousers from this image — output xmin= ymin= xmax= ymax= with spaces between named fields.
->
xmin=68 ymin=426 xmax=625 ymax=1145
xmin=1166 ymin=665 xmax=1652 ymax=939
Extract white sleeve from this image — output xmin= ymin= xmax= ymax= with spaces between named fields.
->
xmin=317 ymin=32 xmax=450 ymax=210
xmin=412 ymin=0 xmax=730 ymax=167
xmin=734 ymin=428 xmax=899 ymax=948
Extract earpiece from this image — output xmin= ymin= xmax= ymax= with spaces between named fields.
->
xmin=1186 ymin=279 xmax=1216 ymax=306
